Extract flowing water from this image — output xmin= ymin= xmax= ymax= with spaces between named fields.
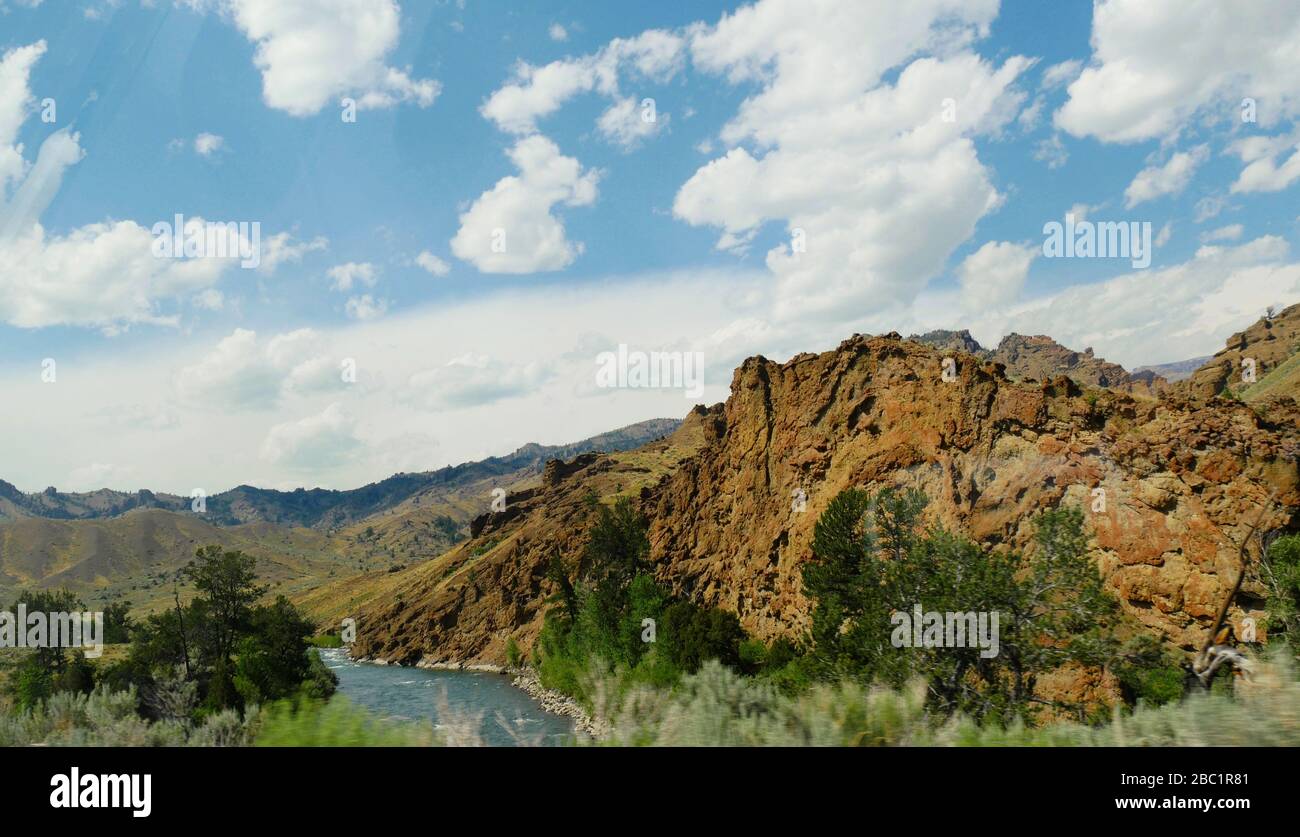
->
xmin=318 ymin=647 xmax=575 ymax=746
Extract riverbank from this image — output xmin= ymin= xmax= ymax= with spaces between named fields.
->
xmin=346 ymin=649 xmax=599 ymax=740
xmin=509 ymin=667 xmax=601 ymax=738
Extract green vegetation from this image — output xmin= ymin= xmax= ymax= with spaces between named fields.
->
xmin=0 ymin=589 xmax=133 ymax=711
xmin=254 ymin=697 xmax=433 ymax=746
xmin=97 ymin=545 xmax=337 ymax=715
xmin=2 ymin=545 xmax=336 ymax=738
xmin=4 ymin=494 xmax=1294 ymax=748
xmin=7 ymin=650 xmax=1300 ymax=747
xmin=593 ymin=651 xmax=1300 ymax=746
xmin=1262 ymin=534 xmax=1300 ymax=654
xmin=800 ymin=487 xmax=1171 ymax=722
xmin=1242 ymin=345 xmax=1300 ymax=403
xmin=0 ymin=686 xmax=254 ymax=747
xmin=535 ymin=486 xmax=1191 ymax=731
xmin=534 ymin=496 xmax=780 ymax=706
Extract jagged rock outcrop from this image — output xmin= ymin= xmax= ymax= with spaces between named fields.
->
xmin=992 ymin=333 xmax=1163 ymax=394
xmin=908 ymin=329 xmax=1166 ymax=395
xmin=909 ymin=328 xmax=986 ymax=357
xmin=346 ymin=332 xmax=1299 ymax=669
xmin=1177 ymin=302 xmax=1300 ymax=401
xmin=644 ymin=335 xmax=1295 ymax=649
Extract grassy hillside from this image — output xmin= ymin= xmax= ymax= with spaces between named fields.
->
xmin=294 ymin=416 xmax=709 ymax=640
xmin=1243 ymin=347 xmax=1300 ymax=403
xmin=0 ymin=509 xmax=349 ymax=614
xmin=0 ymin=418 xmax=684 ymax=618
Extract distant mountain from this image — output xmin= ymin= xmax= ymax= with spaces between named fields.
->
xmin=1133 ymin=356 xmax=1211 ymax=383
xmin=0 ymin=418 xmax=681 ymax=610
xmin=0 ymin=418 xmax=681 ymax=527
xmin=907 ymin=329 xmax=1165 ymax=394
xmin=0 ymin=509 xmax=342 ymax=612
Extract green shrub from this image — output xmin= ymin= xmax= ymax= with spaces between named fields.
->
xmin=253 ymin=697 xmax=433 ymax=747
xmin=593 ymin=651 xmax=1300 ymax=747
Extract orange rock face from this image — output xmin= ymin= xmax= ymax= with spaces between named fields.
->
xmin=349 ymin=332 xmax=1299 ymax=675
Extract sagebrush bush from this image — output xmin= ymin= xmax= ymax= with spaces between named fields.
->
xmin=0 ymin=686 xmax=256 ymax=746
xmin=591 ymin=652 xmax=1300 ymax=747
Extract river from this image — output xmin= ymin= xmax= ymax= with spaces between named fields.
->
xmin=317 ymin=647 xmax=576 ymax=746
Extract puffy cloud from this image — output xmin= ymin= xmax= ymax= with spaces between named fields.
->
xmin=1032 ymin=135 xmax=1068 ymax=169
xmin=1200 ymin=224 xmax=1243 ymax=243
xmin=450 ymin=135 xmax=599 ymax=273
xmin=479 ymin=28 xmax=684 ymax=136
xmin=344 ymin=294 xmax=387 ymax=320
xmin=193 ymin=132 xmax=225 ymax=156
xmin=225 ymin=0 xmax=439 ymax=117
xmin=0 ymin=225 xmax=224 ymax=329
xmin=260 ymin=402 xmax=360 ymax=468
xmin=548 ymin=23 xmax=568 ymax=42
xmin=175 ymin=328 xmax=347 ymax=408
xmin=1195 ymin=195 xmax=1227 ymax=222
xmin=1040 ymin=59 xmax=1081 ymax=90
xmin=1124 ymin=145 xmax=1209 ymax=207
xmin=0 ymin=45 xmax=301 ymax=330
xmin=0 ymin=40 xmax=45 ymax=194
xmin=675 ymin=0 xmax=1028 ymax=322
xmin=1055 ymin=0 xmax=1300 ymax=142
xmin=328 ymin=261 xmax=378 ymax=291
xmin=258 ymin=231 xmax=328 ymax=274
xmin=1229 ymin=134 xmax=1300 ymax=194
xmin=596 ymin=96 xmax=667 ymax=150
xmin=957 ymin=241 xmax=1035 ymax=311
xmin=403 ymin=353 xmax=551 ymax=410
xmin=415 ymin=250 xmax=450 ymax=276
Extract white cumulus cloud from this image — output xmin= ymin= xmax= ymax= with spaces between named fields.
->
xmin=957 ymin=240 xmax=1035 ymax=311
xmin=450 ymin=135 xmax=599 ymax=274
xmin=225 ymin=0 xmax=439 ymax=117
xmin=1055 ymin=0 xmax=1300 ymax=142
xmin=480 ymin=28 xmax=684 ymax=136
xmin=404 ymin=353 xmax=552 ymax=410
xmin=675 ymin=0 xmax=1029 ymax=323
xmin=260 ymin=402 xmax=360 ymax=468
xmin=1124 ymin=145 xmax=1209 ymax=207
xmin=328 ymin=261 xmax=378 ymax=291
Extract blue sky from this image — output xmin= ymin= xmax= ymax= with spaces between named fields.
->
xmin=1 ymin=0 xmax=1298 ymax=493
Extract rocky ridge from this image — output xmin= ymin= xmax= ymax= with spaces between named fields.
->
xmin=909 ymin=329 xmax=1166 ymax=395
xmin=345 ymin=328 xmax=1300 ymax=672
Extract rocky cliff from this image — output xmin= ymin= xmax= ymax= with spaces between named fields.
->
xmin=1177 ymin=303 xmax=1300 ymax=402
xmin=345 ymin=330 xmax=1299 ymax=669
xmin=909 ymin=329 xmax=1166 ymax=394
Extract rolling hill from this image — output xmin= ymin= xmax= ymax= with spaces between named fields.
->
xmin=0 ymin=418 xmax=680 ymax=613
